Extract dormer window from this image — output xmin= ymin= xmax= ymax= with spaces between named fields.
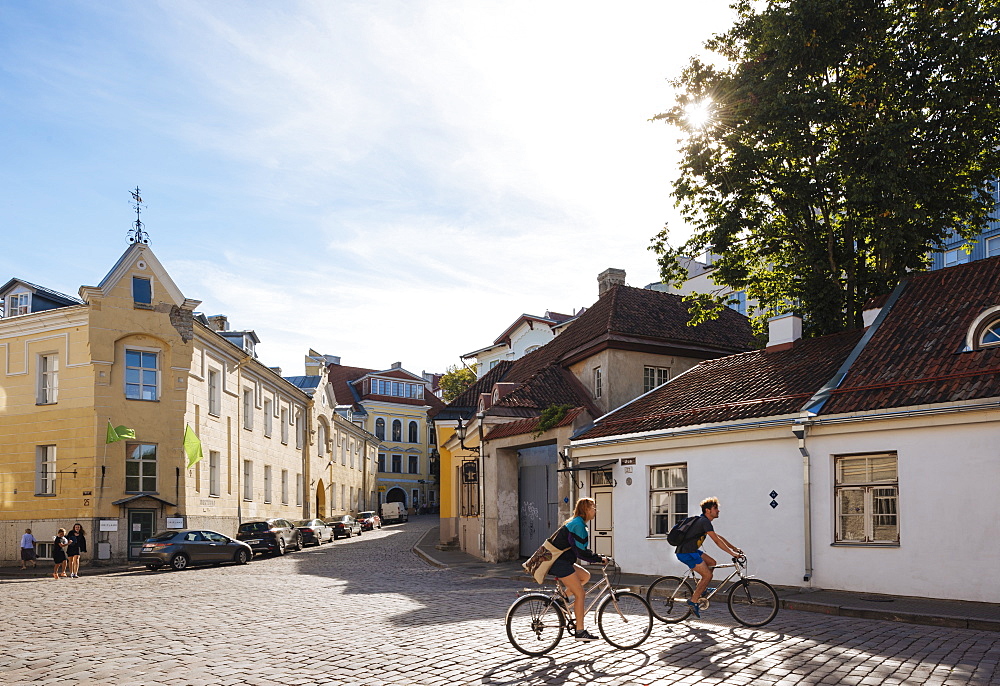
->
xmin=6 ymin=292 xmax=30 ymax=317
xmin=966 ymin=306 xmax=1000 ymax=351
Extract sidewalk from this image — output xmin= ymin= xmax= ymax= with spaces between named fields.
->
xmin=0 ymin=561 xmax=138 ymax=580
xmin=412 ymin=526 xmax=1000 ymax=633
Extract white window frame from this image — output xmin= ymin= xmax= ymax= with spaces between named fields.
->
xmin=243 ymin=389 xmax=254 ymax=430
xmin=263 ymin=398 xmax=273 ymax=437
xmin=408 ymin=421 xmax=419 ymax=443
xmin=295 ymin=411 xmax=303 ymax=449
xmin=36 ymin=445 xmax=57 ymax=495
xmin=132 ymin=276 xmax=152 ymax=304
xmin=281 ymin=469 xmax=289 ymax=505
xmin=943 ymin=248 xmax=969 ymax=267
xmin=982 ymin=318 xmax=1000 ymax=347
xmin=208 ymin=369 xmax=221 ymax=416
xmin=987 ymin=235 xmax=1000 ymax=259
xmin=209 ymin=450 xmax=220 ymax=497
xmin=125 ymin=443 xmax=158 ymax=493
xmin=341 ymin=484 xmax=346 ymax=510
xmin=317 ymin=423 xmax=327 ymax=457
xmin=37 ymin=353 xmax=59 ymax=404
xmin=834 ymin=453 xmax=899 ymax=545
xmin=378 ymin=454 xmax=386 ymax=472
xmin=649 ymin=464 xmax=688 ymax=537
xmin=643 ymin=366 xmax=670 ymax=394
xmin=280 ymin=407 xmax=289 ymax=444
xmin=391 ymin=454 xmax=402 ymax=473
xmin=264 ymin=465 xmax=272 ymax=504
xmin=7 ymin=292 xmax=30 ymax=317
xmin=125 ymin=348 xmax=159 ymax=401
xmin=243 ymin=460 xmax=253 ymax=501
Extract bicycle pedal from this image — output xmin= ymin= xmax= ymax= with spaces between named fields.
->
xmin=698 ymin=598 xmax=710 ymax=610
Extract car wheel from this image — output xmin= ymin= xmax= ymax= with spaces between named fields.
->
xmin=276 ymin=537 xmax=286 ymax=556
xmin=234 ymin=549 xmax=250 ymax=565
xmin=357 ymin=528 xmax=362 ymax=536
xmin=170 ymin=553 xmax=189 ymax=571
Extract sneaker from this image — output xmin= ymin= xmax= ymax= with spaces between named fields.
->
xmin=686 ymin=600 xmax=702 ymax=618
xmin=573 ymin=629 xmax=599 ymax=642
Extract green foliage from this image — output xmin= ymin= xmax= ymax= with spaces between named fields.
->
xmin=533 ymin=404 xmax=574 ymax=438
xmin=650 ymin=0 xmax=1000 ymax=337
xmin=439 ymin=364 xmax=477 ymax=403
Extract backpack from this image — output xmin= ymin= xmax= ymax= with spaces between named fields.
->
xmin=666 ymin=515 xmax=701 ymax=546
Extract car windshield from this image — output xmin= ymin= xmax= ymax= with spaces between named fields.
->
xmin=238 ymin=522 xmax=269 ymax=533
xmin=358 ymin=512 xmax=374 ymax=518
xmin=294 ymin=520 xmax=314 ymax=526
xmin=147 ymin=531 xmax=177 ymax=542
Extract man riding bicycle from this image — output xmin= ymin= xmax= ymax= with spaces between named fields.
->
xmin=675 ymin=497 xmax=742 ymax=618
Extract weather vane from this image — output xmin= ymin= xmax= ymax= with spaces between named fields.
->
xmin=128 ymin=186 xmax=150 ymax=244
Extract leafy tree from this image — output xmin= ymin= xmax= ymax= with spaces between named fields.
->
xmin=439 ymin=364 xmax=477 ymax=403
xmin=651 ymin=0 xmax=1000 ymax=336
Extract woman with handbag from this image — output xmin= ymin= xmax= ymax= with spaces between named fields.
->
xmin=547 ymin=497 xmax=607 ymax=642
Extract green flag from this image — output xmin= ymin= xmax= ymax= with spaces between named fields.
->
xmin=184 ymin=424 xmax=203 ymax=468
xmin=106 ymin=421 xmax=136 ymax=444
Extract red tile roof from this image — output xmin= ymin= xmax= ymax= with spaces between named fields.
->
xmin=485 ymin=406 xmax=588 ymax=441
xmin=824 ymin=256 xmax=1000 ymax=414
xmin=326 ymin=363 xmax=445 ymax=412
xmin=575 ymin=330 xmax=865 ymax=440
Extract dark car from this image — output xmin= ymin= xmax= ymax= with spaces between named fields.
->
xmin=327 ymin=515 xmax=362 ymax=539
xmin=294 ymin=518 xmax=333 ymax=546
xmin=356 ymin=511 xmax=381 ymax=531
xmin=236 ymin=518 xmax=303 ymax=555
xmin=139 ymin=529 xmax=253 ymax=571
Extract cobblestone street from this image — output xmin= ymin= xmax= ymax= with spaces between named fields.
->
xmin=1 ymin=517 xmax=998 ymax=686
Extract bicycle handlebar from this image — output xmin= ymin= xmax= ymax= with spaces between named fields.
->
xmin=732 ymin=554 xmax=747 ymax=565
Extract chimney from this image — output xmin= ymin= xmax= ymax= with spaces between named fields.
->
xmin=766 ymin=313 xmax=803 ymax=351
xmin=207 ymin=314 xmax=229 ymax=332
xmin=597 ymin=268 xmax=626 ymax=296
xmin=391 ymin=361 xmax=402 ymax=369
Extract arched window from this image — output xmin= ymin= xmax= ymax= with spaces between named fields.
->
xmin=317 ymin=423 xmax=327 ymax=457
xmin=392 ymin=419 xmax=402 ymax=442
xmin=408 ymin=421 xmax=418 ymax=443
xmin=982 ymin=318 xmax=1000 ymax=347
xmin=375 ymin=418 xmax=385 ymax=440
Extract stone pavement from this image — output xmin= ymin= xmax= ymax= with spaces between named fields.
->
xmin=412 ymin=526 xmax=1000 ymax=634
xmin=2 ymin=518 xmax=999 ymax=685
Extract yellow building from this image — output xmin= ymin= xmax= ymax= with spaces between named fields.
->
xmin=0 ymin=243 xmax=344 ymax=564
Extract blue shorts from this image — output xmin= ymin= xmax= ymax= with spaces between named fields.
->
xmin=676 ymin=551 xmax=704 ymax=569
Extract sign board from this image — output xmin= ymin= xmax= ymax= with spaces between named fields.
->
xmin=378 ymin=485 xmax=386 ymax=492
xmin=462 ymin=459 xmax=479 ymax=484
xmin=99 ymin=520 xmax=119 ymax=532
xmin=621 ymin=457 xmax=637 ymax=466
xmin=166 ymin=517 xmax=185 ymax=529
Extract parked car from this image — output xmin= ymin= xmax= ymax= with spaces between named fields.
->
xmin=326 ymin=515 xmax=362 ymax=539
xmin=236 ymin=518 xmax=303 ymax=555
xmin=294 ymin=518 xmax=333 ymax=546
xmin=356 ymin=511 xmax=381 ymax=531
xmin=380 ymin=501 xmax=408 ymax=524
xmin=139 ymin=529 xmax=253 ymax=571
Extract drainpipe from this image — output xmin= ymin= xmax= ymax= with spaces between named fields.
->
xmin=792 ymin=420 xmax=812 ymax=583
xmin=477 ymin=411 xmax=486 ymax=561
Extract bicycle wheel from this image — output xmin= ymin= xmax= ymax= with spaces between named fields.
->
xmin=506 ymin=594 xmax=566 ymax=656
xmin=727 ymin=579 xmax=779 ymax=627
xmin=597 ymin=591 xmax=653 ymax=649
xmin=646 ymin=575 xmax=694 ymax=623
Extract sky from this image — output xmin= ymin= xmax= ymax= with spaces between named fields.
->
xmin=0 ymin=0 xmax=739 ymax=377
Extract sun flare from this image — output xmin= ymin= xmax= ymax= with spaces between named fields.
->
xmin=683 ymin=99 xmax=714 ymax=130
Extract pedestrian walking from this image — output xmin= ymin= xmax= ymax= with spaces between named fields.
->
xmin=19 ymin=528 xmax=37 ymax=569
xmin=52 ymin=528 xmax=69 ymax=579
xmin=66 ymin=523 xmax=87 ymax=578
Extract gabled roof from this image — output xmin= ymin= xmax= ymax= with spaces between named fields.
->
xmin=0 ymin=278 xmax=83 ymax=306
xmin=824 ymin=256 xmax=1000 ymax=414
xmin=326 ymin=363 xmax=446 ymax=412
xmin=574 ymin=329 xmax=865 ymax=440
xmin=485 ymin=406 xmax=588 ymax=441
xmin=574 ymin=255 xmax=1000 ymax=442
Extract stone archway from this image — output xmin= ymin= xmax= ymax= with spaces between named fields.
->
xmin=315 ymin=479 xmax=327 ymax=518
xmin=385 ymin=487 xmax=407 ymax=508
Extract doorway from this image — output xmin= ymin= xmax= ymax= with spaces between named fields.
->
xmin=591 ymin=469 xmax=614 ymax=557
xmin=518 ymin=445 xmax=558 ymax=557
xmin=127 ymin=509 xmax=156 ymax=560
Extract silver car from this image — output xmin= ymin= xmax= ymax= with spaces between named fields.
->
xmin=294 ymin=518 xmax=333 ymax=546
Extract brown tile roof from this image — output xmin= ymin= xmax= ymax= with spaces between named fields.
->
xmin=824 ymin=256 xmax=1000 ymax=414
xmin=326 ymin=363 xmax=446 ymax=411
xmin=485 ymin=406 xmax=588 ymax=441
xmin=575 ymin=330 xmax=865 ymax=440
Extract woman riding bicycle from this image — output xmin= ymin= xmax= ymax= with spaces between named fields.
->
xmin=548 ymin=497 xmax=608 ymax=642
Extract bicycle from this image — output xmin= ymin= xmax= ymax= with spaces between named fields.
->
xmin=645 ymin=555 xmax=779 ymax=627
xmin=505 ymin=558 xmax=653 ymax=656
